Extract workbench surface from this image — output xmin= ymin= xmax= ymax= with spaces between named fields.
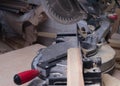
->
xmin=0 ymin=44 xmax=45 ymax=86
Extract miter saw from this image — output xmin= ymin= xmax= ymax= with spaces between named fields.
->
xmin=13 ymin=0 xmax=117 ymax=86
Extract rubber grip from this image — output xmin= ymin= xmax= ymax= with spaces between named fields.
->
xmin=108 ymin=14 xmax=118 ymax=20
xmin=14 ymin=69 xmax=40 ymax=85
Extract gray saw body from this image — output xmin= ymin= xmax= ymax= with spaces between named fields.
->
xmin=31 ymin=0 xmax=116 ymax=86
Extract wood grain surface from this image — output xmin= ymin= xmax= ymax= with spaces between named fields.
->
xmin=0 ymin=44 xmax=45 ymax=86
xmin=67 ymin=48 xmax=84 ymax=86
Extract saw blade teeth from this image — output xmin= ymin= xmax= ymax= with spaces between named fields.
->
xmin=74 ymin=18 xmax=77 ymax=22
xmin=48 ymin=8 xmax=52 ymax=13
xmin=57 ymin=15 xmax=61 ymax=19
xmin=62 ymin=18 xmax=65 ymax=23
xmin=43 ymin=0 xmax=84 ymax=24
xmin=58 ymin=15 xmax=61 ymax=20
xmin=60 ymin=17 xmax=63 ymax=21
xmin=45 ymin=0 xmax=49 ymax=5
xmin=64 ymin=19 xmax=68 ymax=23
xmin=67 ymin=18 xmax=71 ymax=23
xmin=70 ymin=18 xmax=73 ymax=21
xmin=59 ymin=16 xmax=63 ymax=22
xmin=53 ymin=12 xmax=57 ymax=17
xmin=57 ymin=15 xmax=61 ymax=21
xmin=49 ymin=9 xmax=54 ymax=16
xmin=55 ymin=14 xmax=60 ymax=19
xmin=47 ymin=3 xmax=50 ymax=8
xmin=45 ymin=0 xmax=50 ymax=9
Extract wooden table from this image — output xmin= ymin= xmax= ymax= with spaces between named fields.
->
xmin=0 ymin=44 xmax=45 ymax=86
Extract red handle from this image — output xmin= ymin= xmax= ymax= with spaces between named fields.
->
xmin=14 ymin=69 xmax=40 ymax=85
xmin=108 ymin=13 xmax=118 ymax=20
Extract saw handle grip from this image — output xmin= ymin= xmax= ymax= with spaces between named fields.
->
xmin=108 ymin=14 xmax=118 ymax=20
xmin=14 ymin=69 xmax=40 ymax=85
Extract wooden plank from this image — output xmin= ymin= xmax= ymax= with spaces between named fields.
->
xmin=0 ymin=44 xmax=45 ymax=86
xmin=109 ymin=33 xmax=120 ymax=48
xmin=111 ymin=33 xmax=120 ymax=40
xmin=4 ymin=38 xmax=24 ymax=50
xmin=0 ymin=40 xmax=13 ymax=54
xmin=109 ymin=39 xmax=120 ymax=48
xmin=102 ymin=74 xmax=120 ymax=86
xmin=37 ymin=32 xmax=57 ymax=38
xmin=67 ymin=48 xmax=84 ymax=86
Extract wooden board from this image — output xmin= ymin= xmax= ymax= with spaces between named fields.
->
xmin=0 ymin=44 xmax=45 ymax=86
xmin=37 ymin=32 xmax=57 ymax=38
xmin=111 ymin=33 xmax=120 ymax=40
xmin=102 ymin=74 xmax=120 ymax=86
xmin=109 ymin=39 xmax=120 ymax=48
xmin=67 ymin=48 xmax=84 ymax=86
xmin=109 ymin=33 xmax=120 ymax=48
xmin=113 ymin=69 xmax=120 ymax=80
xmin=0 ymin=40 xmax=13 ymax=54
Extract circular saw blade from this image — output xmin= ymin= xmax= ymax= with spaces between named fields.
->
xmin=42 ymin=0 xmax=85 ymax=24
